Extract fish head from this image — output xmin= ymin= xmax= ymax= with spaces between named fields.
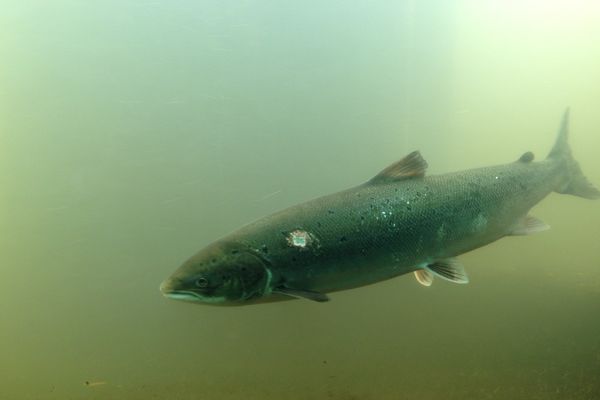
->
xmin=160 ymin=241 xmax=272 ymax=305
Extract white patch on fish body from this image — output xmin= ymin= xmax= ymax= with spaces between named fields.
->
xmin=286 ymin=229 xmax=321 ymax=252
xmin=287 ymin=230 xmax=310 ymax=247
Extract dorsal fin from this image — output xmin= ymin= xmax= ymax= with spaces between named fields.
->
xmin=518 ymin=151 xmax=534 ymax=163
xmin=369 ymin=151 xmax=428 ymax=184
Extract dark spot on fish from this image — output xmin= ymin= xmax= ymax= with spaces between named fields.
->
xmin=370 ymin=196 xmax=375 ymax=200
xmin=261 ymin=245 xmax=268 ymax=253
xmin=339 ymin=236 xmax=347 ymax=242
xmin=231 ymin=250 xmax=239 ymax=255
xmin=211 ymin=258 xmax=216 ymax=263
xmin=406 ymin=205 xmax=412 ymax=211
xmin=328 ymin=210 xmax=335 ymax=215
xmin=317 ymin=222 xmax=322 ymax=228
xmin=360 ymin=215 xmax=365 ymax=221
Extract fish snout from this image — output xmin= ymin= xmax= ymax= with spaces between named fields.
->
xmin=159 ymin=278 xmax=181 ymax=295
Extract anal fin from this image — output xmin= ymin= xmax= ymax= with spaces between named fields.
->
xmin=509 ymin=215 xmax=550 ymax=236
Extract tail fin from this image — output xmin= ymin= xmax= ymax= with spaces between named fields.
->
xmin=547 ymin=109 xmax=600 ymax=199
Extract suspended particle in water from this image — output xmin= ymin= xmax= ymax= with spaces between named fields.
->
xmin=84 ymin=381 xmax=107 ymax=388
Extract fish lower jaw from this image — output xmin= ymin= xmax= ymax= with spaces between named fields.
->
xmin=163 ymin=290 xmax=227 ymax=304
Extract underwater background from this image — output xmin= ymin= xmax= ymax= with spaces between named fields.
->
xmin=1 ymin=1 xmax=599 ymax=399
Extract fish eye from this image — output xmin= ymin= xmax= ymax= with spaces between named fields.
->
xmin=195 ymin=277 xmax=209 ymax=288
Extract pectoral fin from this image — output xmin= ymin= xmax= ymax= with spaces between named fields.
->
xmin=273 ymin=286 xmax=330 ymax=302
xmin=509 ymin=215 xmax=550 ymax=235
xmin=425 ymin=258 xmax=469 ymax=284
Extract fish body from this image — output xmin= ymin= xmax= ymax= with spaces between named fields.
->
xmin=160 ymin=111 xmax=598 ymax=305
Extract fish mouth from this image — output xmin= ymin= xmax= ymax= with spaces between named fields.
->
xmin=163 ymin=290 xmax=203 ymax=302
xmin=163 ymin=290 xmax=227 ymax=304
xmin=160 ymin=281 xmax=227 ymax=304
xmin=159 ymin=279 xmax=201 ymax=301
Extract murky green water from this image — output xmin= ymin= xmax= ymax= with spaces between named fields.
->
xmin=1 ymin=1 xmax=599 ymax=399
